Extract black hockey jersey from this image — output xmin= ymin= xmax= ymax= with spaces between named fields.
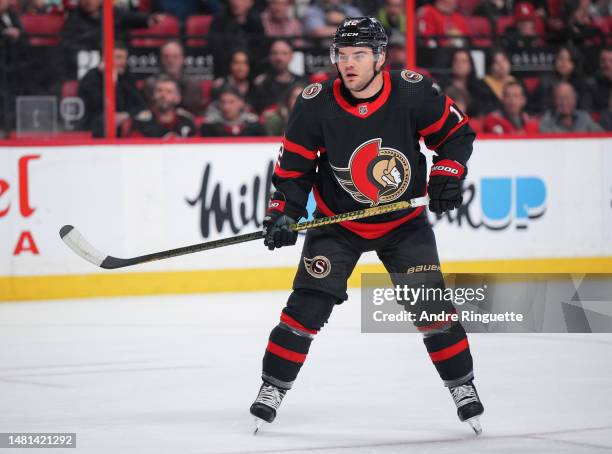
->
xmin=122 ymin=108 xmax=196 ymax=138
xmin=272 ymin=69 xmax=475 ymax=239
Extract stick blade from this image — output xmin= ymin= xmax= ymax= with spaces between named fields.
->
xmin=59 ymin=225 xmax=107 ymax=268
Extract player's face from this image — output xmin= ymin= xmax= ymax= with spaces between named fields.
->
xmin=153 ymin=81 xmax=180 ymax=113
xmin=337 ymin=47 xmax=384 ymax=92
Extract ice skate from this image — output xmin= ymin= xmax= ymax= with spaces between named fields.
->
xmin=449 ymin=380 xmax=484 ymax=435
xmin=250 ymin=382 xmax=287 ymax=434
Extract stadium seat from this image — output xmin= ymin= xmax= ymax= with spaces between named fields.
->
xmin=20 ymin=13 xmax=64 ymax=46
xmin=131 ymin=15 xmax=180 ymax=47
xmin=200 ymin=79 xmax=214 ymax=106
xmin=458 ymin=0 xmax=482 ymax=15
xmin=186 ymin=15 xmax=214 ymax=47
xmin=61 ymin=80 xmax=79 ymax=98
xmin=547 ymin=0 xmax=562 ymax=17
xmin=465 ymin=16 xmax=493 ymax=47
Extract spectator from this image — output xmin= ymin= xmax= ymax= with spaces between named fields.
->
xmin=144 ymin=40 xmax=206 ymax=115
xmin=551 ymin=0 xmax=604 ymax=47
xmin=121 ymin=75 xmax=196 ymax=137
xmin=1 ymin=0 xmax=30 ymax=131
xmin=150 ymin=0 xmax=221 ymax=23
xmin=539 ymin=81 xmax=603 ymax=132
xmin=212 ymin=48 xmax=257 ymax=109
xmin=22 ymin=0 xmax=63 ymax=13
xmin=252 ymin=39 xmax=305 ymax=112
xmin=261 ymin=0 xmax=303 ymax=38
xmin=302 ymin=0 xmax=362 ymax=38
xmin=262 ymin=82 xmax=304 ymax=135
xmin=500 ymin=2 xmax=546 ymax=50
xmin=78 ymin=41 xmax=145 ymax=137
xmin=200 ymin=85 xmax=264 ymax=136
xmin=483 ymin=81 xmax=539 ymax=134
xmin=417 ymin=0 xmax=470 ymax=48
xmin=585 ymin=47 xmax=612 ymax=113
xmin=440 ymin=49 xmax=483 ymax=117
xmin=384 ymin=32 xmax=406 ymax=70
xmin=473 ymin=0 xmax=512 ymax=32
xmin=529 ymin=45 xmax=590 ymax=114
xmin=377 ymin=0 xmax=404 ymax=36
xmin=599 ymin=93 xmax=612 ymax=131
xmin=210 ymin=0 xmax=264 ymax=41
xmin=60 ymin=0 xmax=161 ymax=79
xmin=475 ymin=48 xmax=518 ymax=115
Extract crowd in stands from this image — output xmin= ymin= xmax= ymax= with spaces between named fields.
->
xmin=0 ymin=0 xmax=610 ymax=138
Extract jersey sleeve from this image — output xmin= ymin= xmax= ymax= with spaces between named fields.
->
xmin=272 ymin=94 xmax=322 ymax=220
xmin=415 ymin=78 xmax=475 ymax=166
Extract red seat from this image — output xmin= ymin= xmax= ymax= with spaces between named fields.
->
xmin=465 ymin=16 xmax=492 ymax=47
xmin=61 ymin=79 xmax=78 ymax=98
xmin=547 ymin=0 xmax=562 ymax=17
xmin=186 ymin=15 xmax=214 ymax=47
xmin=200 ymin=79 xmax=214 ymax=106
xmin=523 ymin=76 xmax=540 ymax=95
xmin=130 ymin=15 xmax=180 ymax=47
xmin=458 ymin=0 xmax=482 ymax=15
xmin=20 ymin=13 xmax=64 ymax=46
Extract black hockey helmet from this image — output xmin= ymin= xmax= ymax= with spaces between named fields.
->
xmin=330 ymin=17 xmax=388 ymax=64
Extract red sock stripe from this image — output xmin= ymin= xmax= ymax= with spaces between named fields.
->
xmin=429 ymin=338 xmax=469 ymax=363
xmin=280 ymin=312 xmax=318 ymax=335
xmin=266 ymin=341 xmax=307 ymax=364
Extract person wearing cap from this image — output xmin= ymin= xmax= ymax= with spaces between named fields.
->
xmin=500 ymin=1 xmax=545 ymax=50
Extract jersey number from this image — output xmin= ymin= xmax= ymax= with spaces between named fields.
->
xmin=449 ymin=105 xmax=463 ymax=123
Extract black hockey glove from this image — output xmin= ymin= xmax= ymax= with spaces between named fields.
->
xmin=263 ymin=191 xmax=298 ymax=251
xmin=427 ymin=159 xmax=466 ymax=214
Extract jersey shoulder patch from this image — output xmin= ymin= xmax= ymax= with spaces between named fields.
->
xmin=400 ymin=69 xmax=424 ymax=83
xmin=302 ymin=83 xmax=322 ymax=100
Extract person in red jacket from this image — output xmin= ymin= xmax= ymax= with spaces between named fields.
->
xmin=483 ymin=81 xmax=539 ymax=134
xmin=417 ymin=0 xmax=470 ymax=47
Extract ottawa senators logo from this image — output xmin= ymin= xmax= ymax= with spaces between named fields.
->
xmin=330 ymin=138 xmax=411 ymax=206
xmin=303 ymin=256 xmax=331 ymax=278
xmin=401 ymin=70 xmax=423 ymax=83
xmin=302 ymin=83 xmax=322 ymax=99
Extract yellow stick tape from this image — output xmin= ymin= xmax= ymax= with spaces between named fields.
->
xmin=1 ymin=257 xmax=612 ymax=302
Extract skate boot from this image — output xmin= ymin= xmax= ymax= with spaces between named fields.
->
xmin=449 ymin=380 xmax=484 ymax=435
xmin=250 ymin=382 xmax=287 ymax=433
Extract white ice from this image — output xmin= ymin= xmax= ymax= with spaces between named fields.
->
xmin=1 ymin=290 xmax=611 ymax=454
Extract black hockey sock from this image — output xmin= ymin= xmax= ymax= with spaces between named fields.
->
xmin=422 ymin=322 xmax=474 ymax=387
xmin=262 ymin=310 xmax=318 ymax=389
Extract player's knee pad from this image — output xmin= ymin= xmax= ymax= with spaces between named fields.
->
xmin=283 ymin=288 xmax=339 ymax=332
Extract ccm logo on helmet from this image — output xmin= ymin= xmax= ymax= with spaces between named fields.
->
xmin=431 ymin=165 xmax=459 ymax=175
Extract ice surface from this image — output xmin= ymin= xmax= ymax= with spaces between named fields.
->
xmin=1 ymin=290 xmax=611 ymax=453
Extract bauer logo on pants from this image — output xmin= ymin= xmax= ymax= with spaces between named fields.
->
xmin=303 ymin=256 xmax=331 ymax=278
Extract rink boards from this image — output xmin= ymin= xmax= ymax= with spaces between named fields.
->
xmin=1 ymin=136 xmax=611 ymax=300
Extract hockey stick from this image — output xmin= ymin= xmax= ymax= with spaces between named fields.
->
xmin=59 ymin=196 xmax=428 ymax=270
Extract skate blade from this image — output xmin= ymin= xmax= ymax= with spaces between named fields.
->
xmin=253 ymin=417 xmax=266 ymax=435
xmin=466 ymin=416 xmax=482 ymax=435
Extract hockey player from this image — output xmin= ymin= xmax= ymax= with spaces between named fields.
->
xmin=250 ymin=17 xmax=484 ymax=434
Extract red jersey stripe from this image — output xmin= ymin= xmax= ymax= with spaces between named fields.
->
xmin=266 ymin=341 xmax=307 ymax=363
xmin=429 ymin=115 xmax=469 ymax=150
xmin=332 ymin=71 xmax=392 ymax=119
xmin=313 ymin=186 xmax=425 ymax=239
xmin=283 ymin=137 xmax=318 ymax=160
xmin=429 ymin=338 xmax=469 ymax=363
xmin=418 ymin=95 xmax=453 ymax=137
xmin=274 ymin=163 xmax=305 ymax=179
xmin=280 ymin=312 xmax=318 ymax=335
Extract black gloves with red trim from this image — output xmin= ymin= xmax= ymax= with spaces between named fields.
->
xmin=427 ymin=159 xmax=466 ymax=214
xmin=263 ymin=191 xmax=298 ymax=250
